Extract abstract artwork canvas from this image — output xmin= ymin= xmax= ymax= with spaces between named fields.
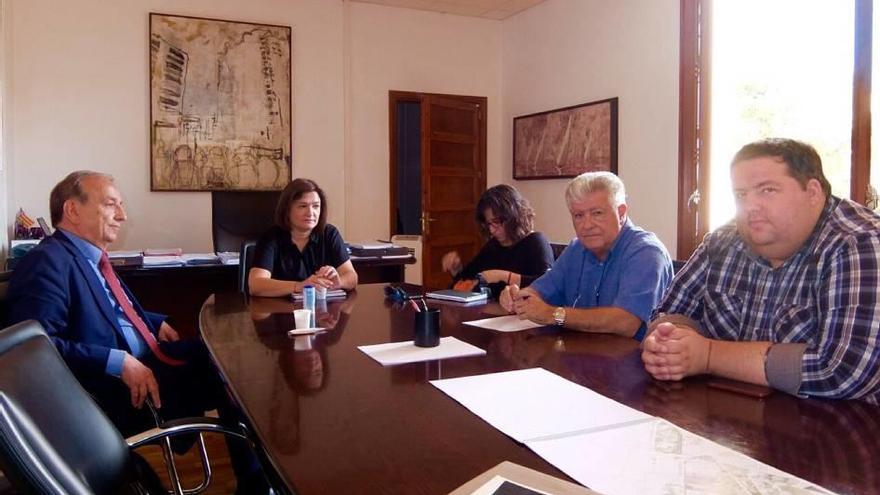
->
xmin=150 ymin=13 xmax=292 ymax=191
xmin=513 ymin=97 xmax=618 ymax=180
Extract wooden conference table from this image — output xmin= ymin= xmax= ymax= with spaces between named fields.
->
xmin=199 ymin=285 xmax=880 ymax=495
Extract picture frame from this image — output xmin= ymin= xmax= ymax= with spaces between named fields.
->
xmin=149 ymin=13 xmax=292 ymax=191
xmin=513 ymin=97 xmax=618 ymax=180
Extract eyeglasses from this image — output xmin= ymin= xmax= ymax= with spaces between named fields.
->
xmin=483 ymin=218 xmax=505 ymax=228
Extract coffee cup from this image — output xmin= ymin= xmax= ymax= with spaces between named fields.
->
xmin=293 ymin=309 xmax=312 ymax=329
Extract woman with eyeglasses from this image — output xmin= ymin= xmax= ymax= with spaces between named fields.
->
xmin=249 ymin=178 xmax=358 ymax=297
xmin=441 ymin=184 xmax=553 ymax=298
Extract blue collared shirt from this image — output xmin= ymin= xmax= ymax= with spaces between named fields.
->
xmin=529 ymin=220 xmax=673 ymax=340
xmin=58 ymin=229 xmax=146 ymax=376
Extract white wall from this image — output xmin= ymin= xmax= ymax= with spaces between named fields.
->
xmin=7 ymin=0 xmax=345 ymax=252
xmin=502 ymin=0 xmax=680 ymax=253
xmin=5 ymin=0 xmax=679 ymax=254
xmin=0 ymin=0 xmax=9 ymax=262
xmin=346 ymin=2 xmax=502 ymax=241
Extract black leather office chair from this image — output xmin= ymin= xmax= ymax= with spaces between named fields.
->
xmin=0 ymin=320 xmax=253 ymax=495
xmin=239 ymin=240 xmax=258 ymax=294
xmin=211 ymin=191 xmax=281 ymax=253
xmin=550 ymin=242 xmax=567 ymax=260
xmin=672 ymin=260 xmax=687 ymax=274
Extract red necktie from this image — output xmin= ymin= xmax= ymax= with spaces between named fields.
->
xmin=98 ymin=252 xmax=185 ymax=366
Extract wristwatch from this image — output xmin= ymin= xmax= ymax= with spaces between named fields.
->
xmin=552 ymin=306 xmax=566 ymax=326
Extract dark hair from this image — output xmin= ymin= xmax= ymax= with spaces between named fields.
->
xmin=731 ymin=138 xmax=832 ymax=196
xmin=274 ymin=178 xmax=328 ymax=233
xmin=49 ymin=170 xmax=113 ymax=228
xmin=475 ymin=184 xmax=534 ymax=244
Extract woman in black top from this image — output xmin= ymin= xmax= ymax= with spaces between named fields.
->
xmin=441 ymin=184 xmax=554 ymax=298
xmin=249 ymin=178 xmax=358 ymax=297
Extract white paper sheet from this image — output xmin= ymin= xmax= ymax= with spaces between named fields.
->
xmin=526 ymin=419 xmax=836 ymax=495
xmin=463 ymin=315 xmax=544 ymax=332
xmin=359 ymin=337 xmax=485 ymax=366
xmin=142 ymin=255 xmax=184 ymax=266
xmin=431 ymin=368 xmax=650 ymax=443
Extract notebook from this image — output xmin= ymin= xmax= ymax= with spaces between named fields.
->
xmin=292 ymin=289 xmax=347 ymax=301
xmin=425 ymin=289 xmax=488 ymax=303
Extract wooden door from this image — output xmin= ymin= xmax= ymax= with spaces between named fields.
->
xmin=420 ymin=94 xmax=486 ymax=290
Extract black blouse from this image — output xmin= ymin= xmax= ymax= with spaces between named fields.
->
xmin=252 ymin=224 xmax=350 ymax=282
xmin=456 ymin=231 xmax=554 ymax=297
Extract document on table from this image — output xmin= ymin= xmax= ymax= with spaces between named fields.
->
xmin=432 ymin=367 xmax=836 ymax=495
xmin=358 ymin=337 xmax=485 ymax=366
xmin=431 ymin=368 xmax=650 ymax=443
xmin=463 ymin=315 xmax=544 ymax=332
xmin=525 ymin=418 xmax=836 ymax=495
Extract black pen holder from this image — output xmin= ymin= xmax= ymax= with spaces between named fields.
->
xmin=414 ymin=308 xmax=440 ymax=348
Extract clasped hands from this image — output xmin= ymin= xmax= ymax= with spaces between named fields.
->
xmin=641 ymin=322 xmax=711 ymax=381
xmin=499 ymin=284 xmax=555 ymax=325
xmin=301 ymin=265 xmax=341 ymax=290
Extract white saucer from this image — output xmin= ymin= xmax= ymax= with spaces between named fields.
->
xmin=287 ymin=328 xmax=327 ymax=336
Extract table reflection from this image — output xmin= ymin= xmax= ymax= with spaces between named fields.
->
xmin=201 ymin=287 xmax=880 ymax=495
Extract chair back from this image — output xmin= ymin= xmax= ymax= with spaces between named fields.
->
xmin=672 ymin=260 xmax=687 ymax=274
xmin=211 ymin=191 xmax=281 ymax=253
xmin=550 ymin=242 xmax=567 ymax=260
xmin=0 ymin=321 xmax=132 ymax=494
xmin=0 ymin=271 xmax=11 ymax=325
xmin=239 ymin=240 xmax=258 ymax=294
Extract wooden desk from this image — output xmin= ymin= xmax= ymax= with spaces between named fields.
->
xmin=119 ymin=257 xmax=413 ymax=338
xmin=199 ymin=285 xmax=880 ymax=495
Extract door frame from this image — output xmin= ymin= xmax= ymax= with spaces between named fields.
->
xmin=388 ymin=90 xmax=488 ymax=286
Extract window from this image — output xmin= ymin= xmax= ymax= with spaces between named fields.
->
xmin=678 ymin=0 xmax=874 ymax=258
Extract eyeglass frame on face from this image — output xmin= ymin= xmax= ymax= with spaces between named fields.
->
xmin=482 ymin=217 xmax=506 ymax=229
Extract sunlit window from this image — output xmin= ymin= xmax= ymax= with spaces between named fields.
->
xmin=709 ymin=1 xmax=854 ymax=228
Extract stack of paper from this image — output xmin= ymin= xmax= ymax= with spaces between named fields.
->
xmin=216 ymin=251 xmax=240 ymax=265
xmin=431 ymin=368 xmax=835 ymax=495
xmin=292 ymin=289 xmax=347 ymax=300
xmin=142 ymin=255 xmax=184 ymax=267
xmin=108 ymin=250 xmax=144 ymax=267
xmin=426 ymin=289 xmax=488 ymax=303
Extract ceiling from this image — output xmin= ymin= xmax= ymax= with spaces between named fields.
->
xmin=349 ymin=0 xmax=547 ymax=20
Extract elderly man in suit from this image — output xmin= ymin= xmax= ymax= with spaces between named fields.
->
xmin=6 ymin=170 xmax=271 ymax=494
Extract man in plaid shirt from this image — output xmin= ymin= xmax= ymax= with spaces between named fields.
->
xmin=643 ymin=138 xmax=880 ymax=403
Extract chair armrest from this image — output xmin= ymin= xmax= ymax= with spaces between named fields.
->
xmin=125 ymin=416 xmax=252 ymax=449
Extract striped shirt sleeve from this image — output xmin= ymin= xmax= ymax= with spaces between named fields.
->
xmin=802 ymin=234 xmax=880 ymax=402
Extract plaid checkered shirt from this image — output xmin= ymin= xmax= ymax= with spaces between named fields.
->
xmin=655 ymin=197 xmax=880 ymax=404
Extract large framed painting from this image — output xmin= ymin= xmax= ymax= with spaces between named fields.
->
xmin=149 ymin=13 xmax=292 ymax=191
xmin=513 ymin=97 xmax=618 ymax=180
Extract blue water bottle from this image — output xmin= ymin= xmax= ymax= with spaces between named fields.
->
xmin=303 ymin=285 xmax=316 ymax=327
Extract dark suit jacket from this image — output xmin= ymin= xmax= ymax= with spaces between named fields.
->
xmin=6 ymin=231 xmax=166 ymax=386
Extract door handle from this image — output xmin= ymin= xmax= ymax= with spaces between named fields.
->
xmin=420 ymin=213 xmax=437 ymax=235
xmin=686 ymin=189 xmax=701 ymax=213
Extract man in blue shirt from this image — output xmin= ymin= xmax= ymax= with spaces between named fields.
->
xmin=501 ymin=172 xmax=673 ymax=340
xmin=7 ymin=171 xmax=271 ymax=493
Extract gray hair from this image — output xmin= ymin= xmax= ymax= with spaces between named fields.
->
xmin=565 ymin=171 xmax=627 ymax=209
xmin=49 ymin=170 xmax=114 ymax=227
